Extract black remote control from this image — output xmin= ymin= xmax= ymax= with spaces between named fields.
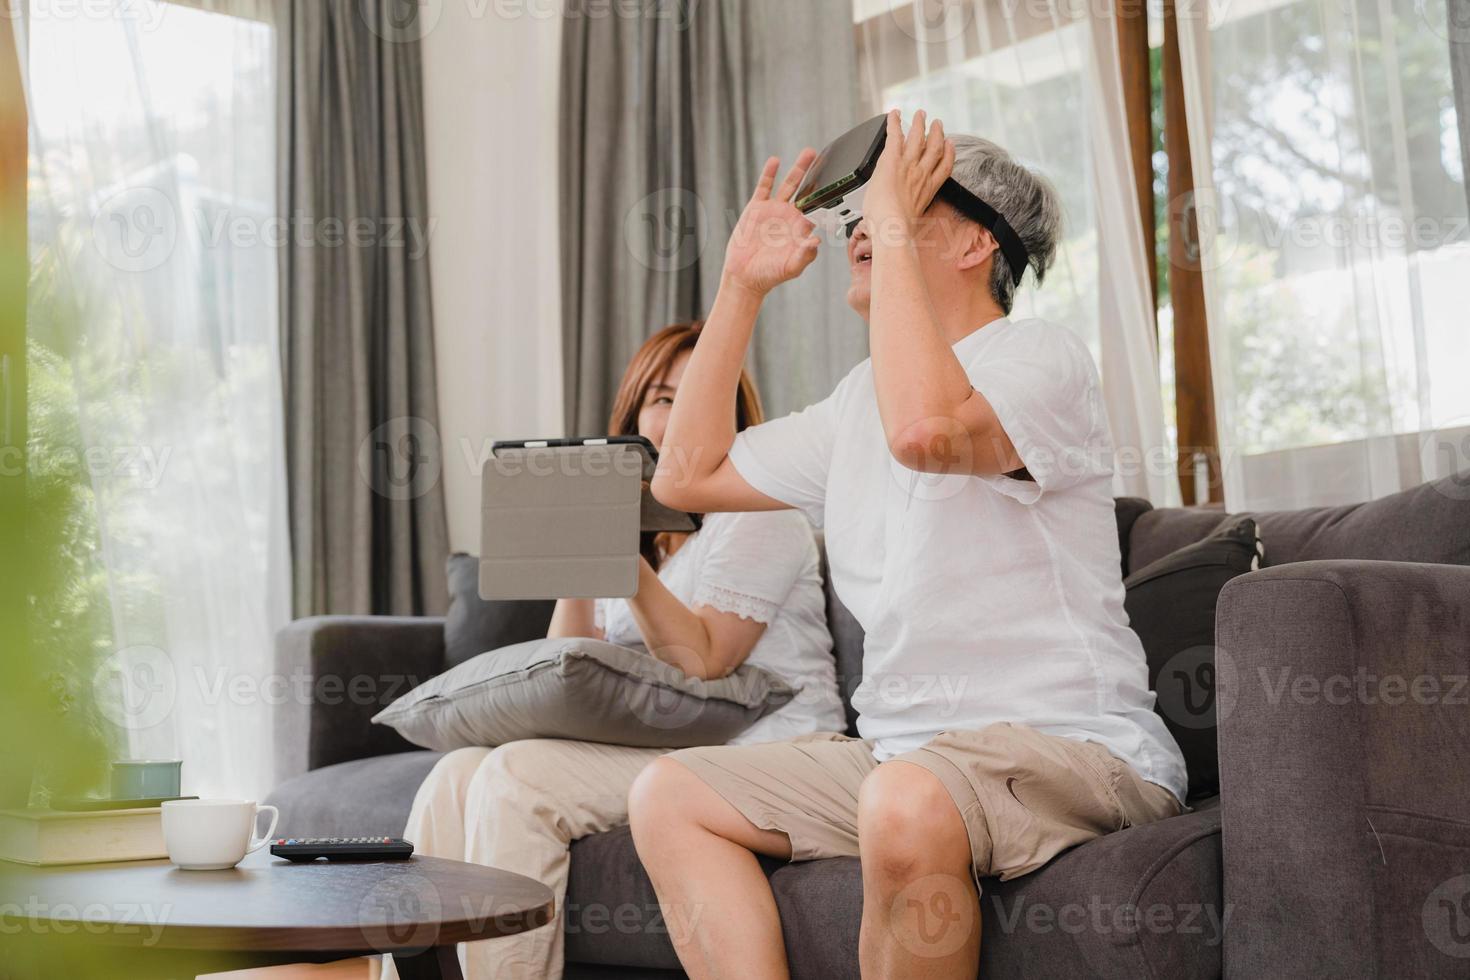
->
xmin=270 ymin=837 xmax=415 ymax=862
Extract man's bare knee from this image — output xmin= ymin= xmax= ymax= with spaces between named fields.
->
xmin=629 ymin=756 xmax=792 ymax=859
xmin=629 ymin=757 xmax=703 ymax=839
xmin=858 ymin=762 xmax=970 ymax=881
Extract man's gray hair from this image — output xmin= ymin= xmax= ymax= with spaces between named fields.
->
xmin=945 ymin=135 xmax=1063 ymax=313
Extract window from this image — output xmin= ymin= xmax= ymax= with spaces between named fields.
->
xmin=25 ymin=0 xmax=289 ymax=798
xmin=1181 ymin=0 xmax=1470 ymax=506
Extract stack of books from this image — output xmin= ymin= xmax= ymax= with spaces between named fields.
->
xmin=0 ymin=805 xmax=167 ymax=865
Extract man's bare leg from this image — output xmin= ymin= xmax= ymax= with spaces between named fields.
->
xmin=628 ymin=757 xmax=795 ymax=980
xmin=857 ymin=762 xmax=980 ymax=978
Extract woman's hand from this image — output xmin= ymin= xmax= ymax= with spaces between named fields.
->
xmin=863 ymin=109 xmax=956 ymax=238
xmin=721 ymin=149 xmax=822 ymax=297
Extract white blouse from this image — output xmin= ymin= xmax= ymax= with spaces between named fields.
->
xmin=595 ymin=509 xmax=847 ymax=744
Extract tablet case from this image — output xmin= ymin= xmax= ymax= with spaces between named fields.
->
xmin=480 ymin=443 xmax=643 ymax=599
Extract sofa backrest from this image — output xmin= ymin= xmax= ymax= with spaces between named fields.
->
xmin=1128 ymin=473 xmax=1470 ymax=574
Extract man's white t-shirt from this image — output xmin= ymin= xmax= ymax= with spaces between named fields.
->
xmin=728 ymin=316 xmax=1188 ymax=803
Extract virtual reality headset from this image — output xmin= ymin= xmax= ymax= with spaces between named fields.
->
xmin=794 ymin=114 xmax=1030 ymax=287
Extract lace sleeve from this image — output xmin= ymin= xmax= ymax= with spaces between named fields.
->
xmin=685 ymin=510 xmax=816 ymax=626
xmin=692 ymin=583 xmax=781 ymax=624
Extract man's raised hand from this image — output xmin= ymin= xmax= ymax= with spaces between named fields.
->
xmin=721 ymin=149 xmax=822 ymax=297
xmin=865 ymin=109 xmax=956 ymax=235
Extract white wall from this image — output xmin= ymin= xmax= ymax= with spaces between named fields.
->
xmin=422 ymin=5 xmax=565 ymax=553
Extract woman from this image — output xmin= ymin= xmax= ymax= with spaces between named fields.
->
xmin=397 ymin=322 xmax=846 ymax=980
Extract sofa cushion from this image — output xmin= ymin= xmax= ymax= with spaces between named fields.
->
xmin=445 ymin=553 xmax=557 ymax=670
xmin=1125 ymin=517 xmax=1261 ymax=800
xmin=771 ymin=804 xmax=1224 ymax=980
xmin=265 ymin=750 xmax=441 ymax=838
xmin=563 ymin=826 xmax=785 ymax=970
xmin=374 ymin=638 xmax=795 ymax=751
xmin=563 ymin=806 xmax=1223 ymax=978
xmin=1128 ymin=473 xmax=1470 ymax=573
xmin=563 ymin=827 xmax=680 ymax=970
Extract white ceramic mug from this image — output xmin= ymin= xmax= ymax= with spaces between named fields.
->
xmin=161 ymin=799 xmax=279 ymax=870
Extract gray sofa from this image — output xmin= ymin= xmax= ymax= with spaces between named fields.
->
xmin=268 ymin=474 xmax=1470 ymax=978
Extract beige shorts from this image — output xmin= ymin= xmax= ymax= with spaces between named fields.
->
xmin=668 ymin=723 xmax=1181 ymax=883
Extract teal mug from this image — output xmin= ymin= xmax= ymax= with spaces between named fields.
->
xmin=111 ymin=759 xmax=183 ymax=801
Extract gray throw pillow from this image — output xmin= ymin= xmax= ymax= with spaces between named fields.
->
xmin=372 ymin=637 xmax=795 ymax=751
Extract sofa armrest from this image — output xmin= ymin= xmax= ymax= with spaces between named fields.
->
xmin=272 ymin=616 xmax=446 ymax=785
xmin=1216 ymin=560 xmax=1470 ymax=978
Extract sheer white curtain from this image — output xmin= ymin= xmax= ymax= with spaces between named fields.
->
xmin=23 ymin=0 xmax=290 ymax=799
xmin=854 ymin=0 xmax=1179 ymax=504
xmin=1177 ymin=0 xmax=1470 ymax=509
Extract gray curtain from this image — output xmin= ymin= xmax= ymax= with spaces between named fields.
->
xmin=278 ymin=0 xmax=449 ymax=617
xmin=560 ymin=0 xmax=866 ymax=434
xmin=1453 ymin=0 xmax=1470 ymax=216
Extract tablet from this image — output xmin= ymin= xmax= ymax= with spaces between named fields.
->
xmin=480 ymin=437 xmax=700 ymax=600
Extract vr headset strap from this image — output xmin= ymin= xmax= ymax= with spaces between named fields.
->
xmin=935 ymin=178 xmax=1030 ymax=288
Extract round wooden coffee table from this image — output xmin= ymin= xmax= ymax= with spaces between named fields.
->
xmin=0 ymin=848 xmax=554 ymax=979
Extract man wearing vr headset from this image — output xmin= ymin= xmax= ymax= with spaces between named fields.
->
xmin=633 ymin=110 xmax=1187 ymax=978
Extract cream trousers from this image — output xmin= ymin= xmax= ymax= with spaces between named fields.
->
xmin=385 ymin=740 xmax=669 ymax=980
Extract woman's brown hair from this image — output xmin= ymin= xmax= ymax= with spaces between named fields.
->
xmin=607 ymin=321 xmax=764 ymax=569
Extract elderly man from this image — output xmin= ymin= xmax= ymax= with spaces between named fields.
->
xmin=632 ymin=110 xmax=1187 ymax=979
